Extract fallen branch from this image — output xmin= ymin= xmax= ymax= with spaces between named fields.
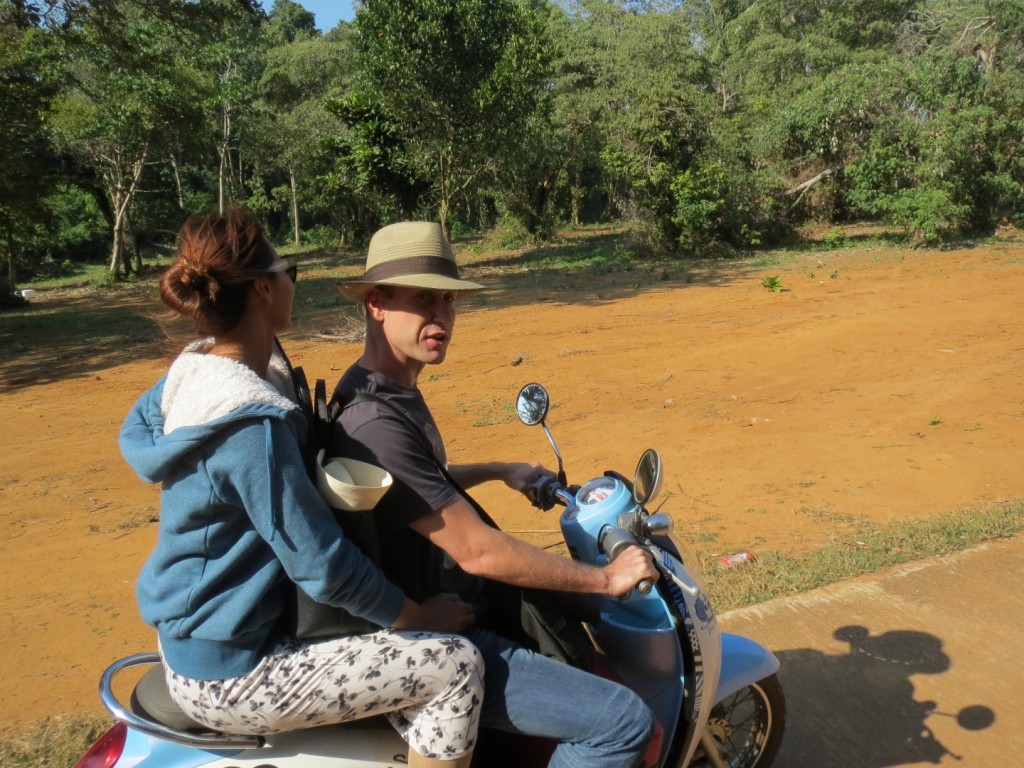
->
xmin=786 ymin=164 xmax=844 ymax=210
xmin=785 ymin=164 xmax=843 ymax=196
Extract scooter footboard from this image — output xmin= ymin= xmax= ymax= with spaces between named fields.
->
xmin=716 ymin=633 xmax=780 ymax=703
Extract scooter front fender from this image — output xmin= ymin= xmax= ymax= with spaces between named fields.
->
xmin=715 ymin=633 xmax=780 ymax=703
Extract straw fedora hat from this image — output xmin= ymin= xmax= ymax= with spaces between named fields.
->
xmin=337 ymin=221 xmax=484 ymax=301
xmin=315 ymin=450 xmax=393 ymax=511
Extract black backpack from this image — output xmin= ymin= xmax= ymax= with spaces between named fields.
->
xmin=283 ymin=352 xmax=383 ymax=639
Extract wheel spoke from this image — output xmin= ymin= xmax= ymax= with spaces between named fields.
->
xmin=690 ymin=677 xmax=784 ymax=768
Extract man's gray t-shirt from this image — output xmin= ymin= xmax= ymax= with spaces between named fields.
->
xmin=330 ymin=365 xmax=480 ymax=603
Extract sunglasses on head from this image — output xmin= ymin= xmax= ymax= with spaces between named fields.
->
xmin=266 ymin=256 xmax=298 ymax=283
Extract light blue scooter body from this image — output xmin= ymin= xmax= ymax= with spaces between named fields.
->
xmin=717 ymin=632 xmax=780 ymax=703
xmin=561 ymin=473 xmax=779 ymax=766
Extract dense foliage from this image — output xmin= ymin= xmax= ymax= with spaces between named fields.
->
xmin=2 ymin=0 xmax=1022 ymax=287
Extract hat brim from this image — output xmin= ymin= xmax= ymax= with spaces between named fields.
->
xmin=337 ymin=274 xmax=486 ymax=302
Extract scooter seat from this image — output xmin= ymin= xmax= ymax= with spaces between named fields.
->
xmin=130 ymin=664 xmax=207 ymax=733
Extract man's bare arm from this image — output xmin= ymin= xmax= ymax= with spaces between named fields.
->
xmin=447 ymin=461 xmax=553 ymax=493
xmin=409 ymin=496 xmax=656 ymax=597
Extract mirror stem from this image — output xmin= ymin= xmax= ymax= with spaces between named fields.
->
xmin=541 ymin=422 xmax=566 ymax=485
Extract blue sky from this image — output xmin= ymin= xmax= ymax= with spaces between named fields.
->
xmin=259 ymin=1 xmax=357 ymax=32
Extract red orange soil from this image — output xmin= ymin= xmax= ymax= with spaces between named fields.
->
xmin=2 ymin=238 xmax=1023 ymax=732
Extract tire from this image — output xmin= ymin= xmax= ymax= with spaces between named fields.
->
xmin=689 ymin=674 xmax=786 ymax=768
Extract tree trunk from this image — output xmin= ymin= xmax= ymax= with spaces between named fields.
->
xmin=1 ymin=229 xmax=24 ymax=307
xmin=439 ymin=199 xmax=450 ymax=239
xmin=218 ymin=57 xmax=233 ymax=213
xmin=526 ymin=178 xmax=552 ymax=235
xmin=219 ymin=125 xmax=228 ymax=214
xmin=290 ymin=168 xmax=300 ymax=247
xmin=571 ymin=168 xmax=582 ymax=227
xmin=218 ymin=106 xmax=232 ymax=212
xmin=170 ymin=153 xmax=185 ymax=210
xmin=236 ymin=147 xmax=245 ymax=201
xmin=785 ymin=164 xmax=843 ymax=211
xmin=785 ymin=165 xmax=842 ymax=195
xmin=107 ymin=147 xmax=148 ymax=274
xmin=438 ymin=152 xmax=452 ymax=239
xmin=108 ymin=204 xmax=124 ymax=274
xmin=128 ymin=215 xmax=141 ymax=274
xmin=4 ymin=228 xmax=16 ymax=292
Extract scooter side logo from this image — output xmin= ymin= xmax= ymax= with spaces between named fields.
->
xmin=653 ymin=545 xmax=717 ymax=633
xmin=693 ymin=594 xmax=716 ymax=631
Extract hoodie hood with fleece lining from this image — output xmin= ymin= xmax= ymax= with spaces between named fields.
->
xmin=122 ymin=344 xmax=299 ymax=485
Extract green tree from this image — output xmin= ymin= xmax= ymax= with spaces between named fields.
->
xmin=557 ymin=2 xmax=751 ymax=250
xmin=0 ymin=1 xmax=58 ymax=300
xmin=191 ymin=6 xmax=267 ymax=216
xmin=48 ymin=1 xmax=256 ymax=274
xmin=840 ymin=0 xmax=1024 ymax=239
xmin=525 ymin=2 xmax=609 ymax=230
xmin=327 ymin=92 xmax=430 ymax=230
xmin=254 ymin=25 xmax=355 ymax=244
xmin=350 ymin=0 xmax=548 ymax=235
xmin=264 ymin=0 xmax=317 ymax=43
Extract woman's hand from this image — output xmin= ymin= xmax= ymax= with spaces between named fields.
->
xmin=390 ymin=593 xmax=475 ymax=633
xmin=420 ymin=593 xmax=475 ymax=632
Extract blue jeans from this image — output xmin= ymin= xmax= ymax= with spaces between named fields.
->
xmin=466 ymin=626 xmax=655 ymax=768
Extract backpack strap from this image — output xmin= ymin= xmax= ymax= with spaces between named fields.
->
xmin=338 ymin=390 xmax=500 ymax=528
xmin=272 ymin=337 xmax=318 ymax=478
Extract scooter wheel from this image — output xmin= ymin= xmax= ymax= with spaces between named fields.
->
xmin=691 ymin=673 xmax=786 ymax=768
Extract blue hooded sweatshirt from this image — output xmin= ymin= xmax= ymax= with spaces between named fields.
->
xmin=119 ymin=343 xmax=405 ymax=680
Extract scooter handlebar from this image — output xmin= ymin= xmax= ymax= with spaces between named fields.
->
xmin=527 ymin=477 xmax=653 ymax=593
xmin=526 ymin=475 xmax=572 ymax=510
xmin=599 ymin=525 xmax=655 ymax=595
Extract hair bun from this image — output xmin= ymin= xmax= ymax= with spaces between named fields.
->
xmin=159 ymin=207 xmax=267 ymax=335
xmin=178 ymin=261 xmax=218 ymax=302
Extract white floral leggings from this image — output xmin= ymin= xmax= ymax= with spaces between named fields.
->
xmin=164 ymin=630 xmax=484 ymax=760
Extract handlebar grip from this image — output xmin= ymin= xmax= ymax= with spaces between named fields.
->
xmin=599 ymin=526 xmax=656 ymax=596
xmin=528 ymin=476 xmax=559 ymax=510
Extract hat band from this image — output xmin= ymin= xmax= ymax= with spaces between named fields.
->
xmin=363 ymin=256 xmax=460 ymax=284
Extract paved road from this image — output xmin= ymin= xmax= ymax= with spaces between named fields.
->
xmin=718 ymin=536 xmax=1023 ymax=767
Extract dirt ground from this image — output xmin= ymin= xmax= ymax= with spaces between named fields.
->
xmin=2 ymin=233 xmax=1023 ymax=734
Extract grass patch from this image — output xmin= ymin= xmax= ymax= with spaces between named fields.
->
xmin=745 ymin=252 xmax=794 ymax=269
xmin=704 ymin=502 xmax=1024 ymax=611
xmin=457 ymin=397 xmax=518 ymax=427
xmin=25 ymin=255 xmax=176 ymax=292
xmin=0 ymin=714 xmax=110 ymax=768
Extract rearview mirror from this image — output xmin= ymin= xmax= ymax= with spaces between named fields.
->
xmin=515 ymin=382 xmax=566 ymax=486
xmin=516 ymin=383 xmax=550 ymax=426
xmin=632 ymin=449 xmax=663 ymax=507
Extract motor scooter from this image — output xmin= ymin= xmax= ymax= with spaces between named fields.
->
xmin=75 ymin=382 xmax=785 ymax=768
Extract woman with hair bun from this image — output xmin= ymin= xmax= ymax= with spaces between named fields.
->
xmin=119 ymin=208 xmax=482 ymax=768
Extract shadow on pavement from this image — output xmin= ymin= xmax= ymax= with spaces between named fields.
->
xmin=773 ymin=625 xmax=995 ymax=767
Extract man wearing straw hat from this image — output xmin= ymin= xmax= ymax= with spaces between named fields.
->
xmin=329 ymin=221 xmax=658 ymax=767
